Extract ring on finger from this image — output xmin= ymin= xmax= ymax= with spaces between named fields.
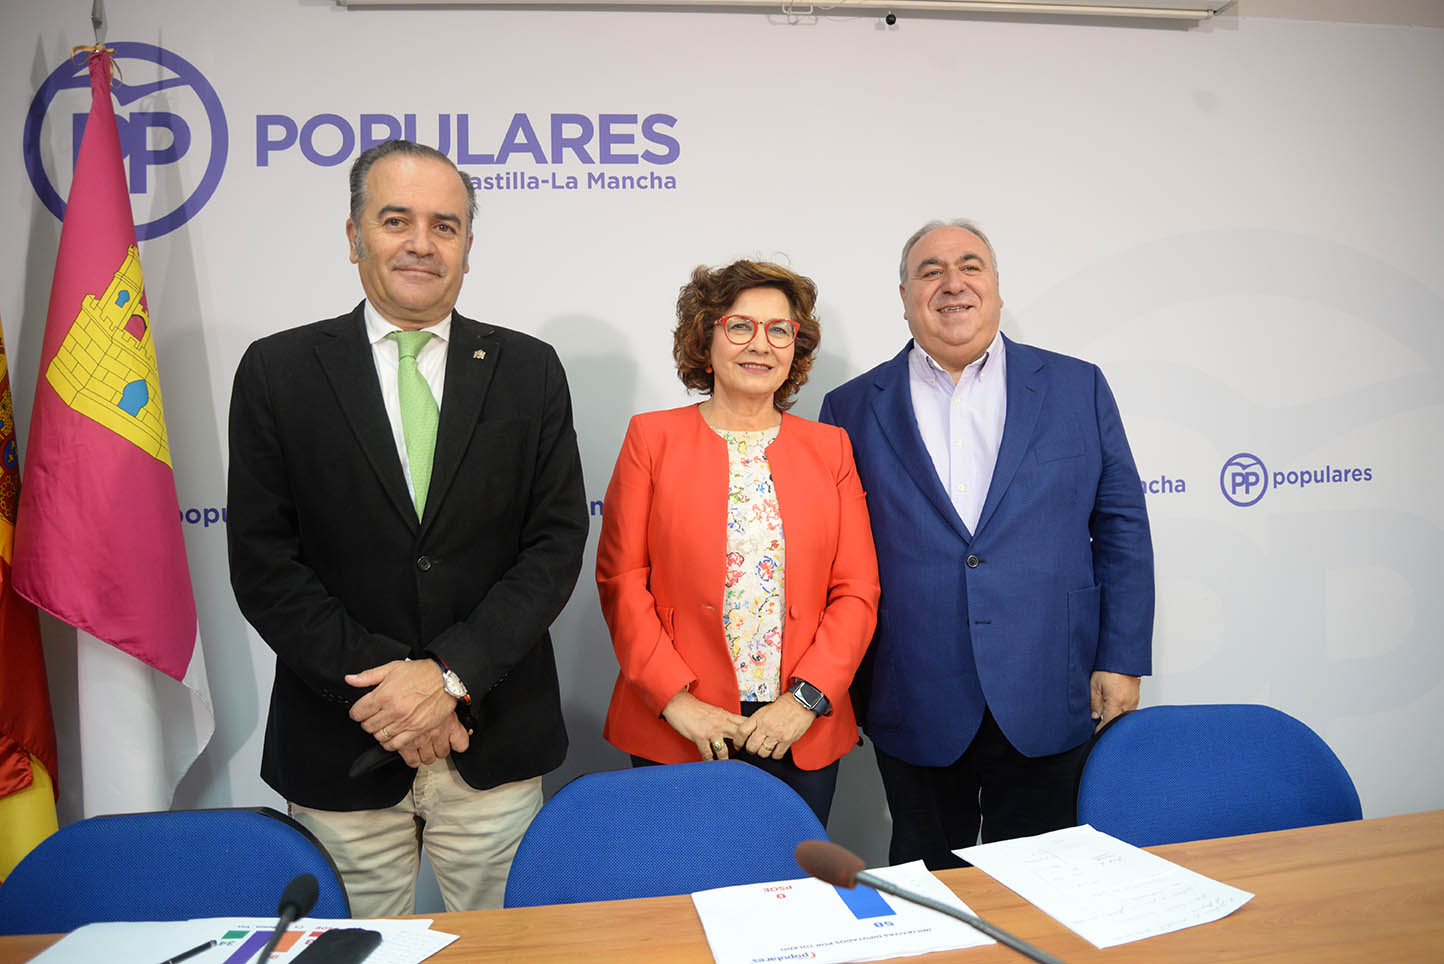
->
xmin=381 ymin=727 xmax=391 ymax=741
xmin=711 ymin=740 xmax=726 ymax=751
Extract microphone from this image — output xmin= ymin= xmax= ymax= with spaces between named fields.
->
xmin=253 ymin=873 xmax=320 ymax=963
xmin=794 ymin=841 xmax=1070 ymax=964
xmin=795 ymin=838 xmax=866 ymax=887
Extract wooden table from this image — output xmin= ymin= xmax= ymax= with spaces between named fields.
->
xmin=4 ymin=810 xmax=1441 ymax=963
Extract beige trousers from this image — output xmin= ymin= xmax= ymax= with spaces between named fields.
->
xmin=289 ymin=758 xmax=542 ymax=916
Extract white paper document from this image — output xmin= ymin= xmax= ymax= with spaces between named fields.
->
xmin=957 ymin=825 xmax=1254 ymax=948
xmin=28 ymin=915 xmax=458 ymax=964
xmin=691 ymin=862 xmax=992 ymax=964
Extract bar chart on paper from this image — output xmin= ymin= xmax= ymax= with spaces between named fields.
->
xmin=28 ymin=917 xmax=455 ymax=964
xmin=692 ymin=862 xmax=993 ymax=964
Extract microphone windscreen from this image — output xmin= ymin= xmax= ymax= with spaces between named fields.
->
xmin=279 ymin=872 xmax=320 ymax=919
xmin=794 ymin=839 xmax=865 ymax=888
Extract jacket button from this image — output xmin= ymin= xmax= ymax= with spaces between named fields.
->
xmin=417 ymin=556 xmax=433 ymax=571
xmin=966 ymin=555 xmax=980 ymax=568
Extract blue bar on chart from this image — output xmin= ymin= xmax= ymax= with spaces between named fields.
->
xmin=833 ymin=885 xmax=895 ymax=920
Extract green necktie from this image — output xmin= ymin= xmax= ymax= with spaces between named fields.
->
xmin=387 ymin=329 xmax=439 ymax=516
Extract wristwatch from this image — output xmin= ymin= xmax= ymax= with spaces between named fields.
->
xmin=428 ymin=656 xmax=470 ymax=703
xmin=789 ymin=679 xmax=832 ymax=716
xmin=430 ymin=655 xmax=475 ymax=729
xmin=439 ymin=668 xmax=468 ymax=700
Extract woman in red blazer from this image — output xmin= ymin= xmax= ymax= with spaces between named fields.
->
xmin=596 ymin=260 xmax=880 ymax=823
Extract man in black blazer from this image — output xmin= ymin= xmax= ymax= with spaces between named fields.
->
xmin=227 ymin=140 xmax=587 ymax=914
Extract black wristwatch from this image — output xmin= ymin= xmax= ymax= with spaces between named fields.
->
xmin=789 ymin=679 xmax=832 ymax=716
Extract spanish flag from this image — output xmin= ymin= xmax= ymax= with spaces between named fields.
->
xmin=0 ymin=318 xmax=58 ymax=881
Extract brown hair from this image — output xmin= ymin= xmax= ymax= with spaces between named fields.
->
xmin=672 ymin=260 xmax=821 ymax=411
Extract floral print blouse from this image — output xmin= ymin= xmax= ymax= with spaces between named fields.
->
xmin=715 ymin=425 xmax=785 ymax=702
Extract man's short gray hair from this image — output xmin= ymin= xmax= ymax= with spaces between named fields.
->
xmin=898 ymin=218 xmax=998 ymax=283
xmin=348 ymin=139 xmax=477 ymax=240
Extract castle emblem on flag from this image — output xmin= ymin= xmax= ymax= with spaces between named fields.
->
xmin=44 ymin=244 xmax=172 ymax=466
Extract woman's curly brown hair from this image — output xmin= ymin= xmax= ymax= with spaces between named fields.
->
xmin=672 ymin=259 xmax=821 ymax=412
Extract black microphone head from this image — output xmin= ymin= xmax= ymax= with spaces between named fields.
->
xmin=278 ymin=873 xmax=320 ymax=919
xmin=795 ymin=839 xmax=865 ymax=888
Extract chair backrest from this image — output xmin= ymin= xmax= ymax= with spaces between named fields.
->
xmin=0 ymin=806 xmax=349 ymax=935
xmin=503 ymin=761 xmax=826 ymax=907
xmin=1076 ymin=703 xmax=1362 ymax=847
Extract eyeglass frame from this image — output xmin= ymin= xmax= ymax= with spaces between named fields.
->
xmin=714 ymin=314 xmax=800 ymax=349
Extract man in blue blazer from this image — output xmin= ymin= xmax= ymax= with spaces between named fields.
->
xmin=820 ymin=220 xmax=1153 ymax=869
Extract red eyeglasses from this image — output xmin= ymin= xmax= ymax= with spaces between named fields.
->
xmin=716 ymin=315 xmax=799 ymax=349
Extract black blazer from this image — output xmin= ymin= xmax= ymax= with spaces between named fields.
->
xmin=227 ymin=304 xmax=588 ymax=810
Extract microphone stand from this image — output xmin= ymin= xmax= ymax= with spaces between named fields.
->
xmin=253 ymin=873 xmax=319 ymax=963
xmin=853 ymin=867 xmax=1069 ymax=964
xmin=795 ymin=840 xmax=1069 ymax=964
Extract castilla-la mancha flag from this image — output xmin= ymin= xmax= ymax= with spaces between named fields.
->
xmin=13 ymin=46 xmax=213 ymax=816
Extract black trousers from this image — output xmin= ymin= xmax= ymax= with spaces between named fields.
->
xmin=874 ymin=708 xmax=1086 ymax=870
xmin=631 ymin=702 xmax=840 ymax=827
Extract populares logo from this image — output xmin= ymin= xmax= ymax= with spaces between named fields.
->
xmin=1220 ymin=452 xmax=1268 ymax=507
xmin=1220 ymin=451 xmax=1374 ymax=507
xmin=256 ymin=111 xmax=682 ymax=194
xmin=23 ymin=42 xmax=228 ymax=240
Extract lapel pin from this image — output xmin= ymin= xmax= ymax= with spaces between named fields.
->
xmin=473 ymin=349 xmax=486 ymax=360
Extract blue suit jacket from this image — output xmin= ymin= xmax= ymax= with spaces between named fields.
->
xmin=819 ymin=336 xmax=1153 ymax=764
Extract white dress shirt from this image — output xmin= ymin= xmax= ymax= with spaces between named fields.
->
xmin=364 ymin=300 xmax=450 ymax=504
xmin=908 ymin=331 xmax=1007 ymax=534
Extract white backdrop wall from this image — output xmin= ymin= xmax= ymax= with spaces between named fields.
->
xmin=3 ymin=0 xmax=1441 ymax=902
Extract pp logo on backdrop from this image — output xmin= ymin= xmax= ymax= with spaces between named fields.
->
xmin=1220 ymin=452 xmax=1268 ymax=507
xmin=23 ymin=42 xmax=228 ymax=240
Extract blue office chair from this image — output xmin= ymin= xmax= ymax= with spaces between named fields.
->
xmin=504 ymin=761 xmax=826 ymax=907
xmin=0 ymin=806 xmax=349 ymax=935
xmin=1076 ymin=703 xmax=1362 ymax=847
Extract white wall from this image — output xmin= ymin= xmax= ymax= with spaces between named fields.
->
xmin=2 ymin=0 xmax=1440 ymax=904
